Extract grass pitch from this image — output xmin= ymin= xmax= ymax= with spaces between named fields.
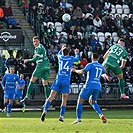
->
xmin=0 ymin=110 xmax=132 ymax=133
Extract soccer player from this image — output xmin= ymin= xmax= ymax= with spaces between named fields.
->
xmin=102 ymin=38 xmax=129 ymax=99
xmin=41 ymin=46 xmax=79 ymax=122
xmin=21 ymin=36 xmax=50 ymax=102
xmin=15 ymin=74 xmax=26 ymax=112
xmin=1 ymin=65 xmax=20 ymax=117
xmin=72 ymin=53 xmax=107 ymax=124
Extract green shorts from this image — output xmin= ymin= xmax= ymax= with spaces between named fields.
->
xmin=103 ymin=61 xmax=122 ymax=76
xmin=32 ymin=65 xmax=50 ymax=80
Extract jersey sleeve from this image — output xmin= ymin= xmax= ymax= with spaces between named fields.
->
xmin=83 ymin=63 xmax=91 ymax=72
xmin=122 ymin=51 xmax=128 ymax=60
xmin=28 ymin=47 xmax=41 ymax=62
xmin=73 ymin=54 xmax=80 ymax=62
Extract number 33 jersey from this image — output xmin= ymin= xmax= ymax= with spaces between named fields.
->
xmin=105 ymin=44 xmax=128 ymax=64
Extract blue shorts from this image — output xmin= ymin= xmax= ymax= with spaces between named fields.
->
xmin=79 ymin=87 xmax=100 ymax=101
xmin=51 ymin=79 xmax=70 ymax=94
xmin=4 ymin=91 xmax=15 ymax=100
xmin=15 ymin=92 xmax=23 ymax=100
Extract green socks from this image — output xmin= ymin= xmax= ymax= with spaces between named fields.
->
xmin=44 ymin=85 xmax=50 ymax=99
xmin=26 ymin=82 xmax=34 ymax=97
xmin=118 ymin=78 xmax=125 ymax=94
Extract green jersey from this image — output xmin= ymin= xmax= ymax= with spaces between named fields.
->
xmin=28 ymin=44 xmax=50 ymax=68
xmin=105 ymin=44 xmax=128 ymax=64
xmin=103 ymin=44 xmax=128 ymax=75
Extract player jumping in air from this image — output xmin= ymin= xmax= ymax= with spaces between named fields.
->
xmin=103 ymin=38 xmax=129 ymax=99
xmin=41 ymin=46 xmax=79 ymax=122
xmin=21 ymin=36 xmax=50 ymax=102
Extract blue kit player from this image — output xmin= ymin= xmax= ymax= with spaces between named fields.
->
xmin=41 ymin=46 xmax=79 ymax=122
xmin=1 ymin=66 xmax=20 ymax=117
xmin=72 ymin=53 xmax=107 ymax=124
xmin=15 ymin=74 xmax=26 ymax=112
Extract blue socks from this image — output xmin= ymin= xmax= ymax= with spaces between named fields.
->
xmin=21 ymin=102 xmax=25 ymax=108
xmin=7 ymin=104 xmax=12 ymax=114
xmin=60 ymin=106 xmax=66 ymax=117
xmin=91 ymin=102 xmax=102 ymax=115
xmin=76 ymin=103 xmax=83 ymax=119
xmin=43 ymin=100 xmax=51 ymax=112
xmin=4 ymin=102 xmax=8 ymax=108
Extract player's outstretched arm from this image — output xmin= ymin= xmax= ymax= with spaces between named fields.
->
xmin=72 ymin=68 xmax=85 ymax=74
xmin=103 ymin=50 xmax=109 ymax=60
xmin=120 ymin=59 xmax=127 ymax=69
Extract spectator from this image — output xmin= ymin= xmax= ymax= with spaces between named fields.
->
xmin=15 ymin=23 xmax=22 ymax=29
xmin=73 ymin=6 xmax=82 ymax=20
xmin=19 ymin=0 xmax=30 ymax=16
xmin=47 ymin=24 xmax=56 ymax=39
xmin=82 ymin=3 xmax=94 ymax=14
xmin=124 ymin=66 xmax=133 ymax=83
xmin=80 ymin=57 xmax=88 ymax=67
xmin=45 ymin=0 xmax=53 ymax=7
xmin=129 ymin=14 xmax=133 ymax=32
xmin=0 ymin=6 xmax=5 ymax=22
xmin=53 ymin=0 xmax=60 ymax=9
xmin=89 ymin=34 xmax=101 ymax=51
xmin=93 ymin=6 xmax=102 ymax=18
xmin=59 ymin=33 xmax=67 ymax=46
xmin=67 ymin=34 xmax=75 ymax=49
xmin=101 ymin=16 xmax=108 ymax=32
xmin=91 ymin=0 xmax=101 ymax=9
xmin=117 ymin=24 xmax=130 ymax=39
xmin=103 ymin=0 xmax=112 ymax=13
xmin=37 ymin=3 xmax=45 ymax=21
xmin=0 ymin=22 xmax=6 ymax=29
xmin=93 ymin=15 xmax=102 ymax=32
xmin=2 ymin=2 xmax=13 ymax=21
xmin=123 ymin=15 xmax=131 ymax=32
xmin=104 ymin=35 xmax=113 ymax=47
xmin=106 ymin=14 xmax=116 ymax=33
xmin=6 ymin=55 xmax=15 ymax=69
xmin=44 ymin=6 xmax=53 ymax=22
xmin=114 ymin=14 xmax=123 ymax=31
xmin=75 ymin=34 xmax=83 ymax=51
xmin=42 ymin=32 xmax=51 ymax=49
xmin=84 ymin=25 xmax=92 ymax=38
xmin=52 ymin=7 xmax=62 ymax=22
xmin=73 ymin=0 xmax=82 ymax=9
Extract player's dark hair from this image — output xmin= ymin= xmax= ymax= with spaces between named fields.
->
xmin=92 ymin=53 xmax=99 ymax=60
xmin=9 ymin=65 xmax=15 ymax=69
xmin=62 ymin=47 xmax=70 ymax=56
xmin=119 ymin=38 xmax=125 ymax=43
xmin=33 ymin=36 xmax=40 ymax=40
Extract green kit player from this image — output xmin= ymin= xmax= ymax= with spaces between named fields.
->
xmin=103 ymin=38 xmax=129 ymax=99
xmin=21 ymin=36 xmax=50 ymax=102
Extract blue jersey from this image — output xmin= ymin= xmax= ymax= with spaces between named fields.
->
xmin=1 ymin=74 xmax=20 ymax=92
xmin=57 ymin=50 xmax=79 ymax=84
xmin=15 ymin=79 xmax=26 ymax=94
xmin=83 ymin=61 xmax=105 ymax=90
